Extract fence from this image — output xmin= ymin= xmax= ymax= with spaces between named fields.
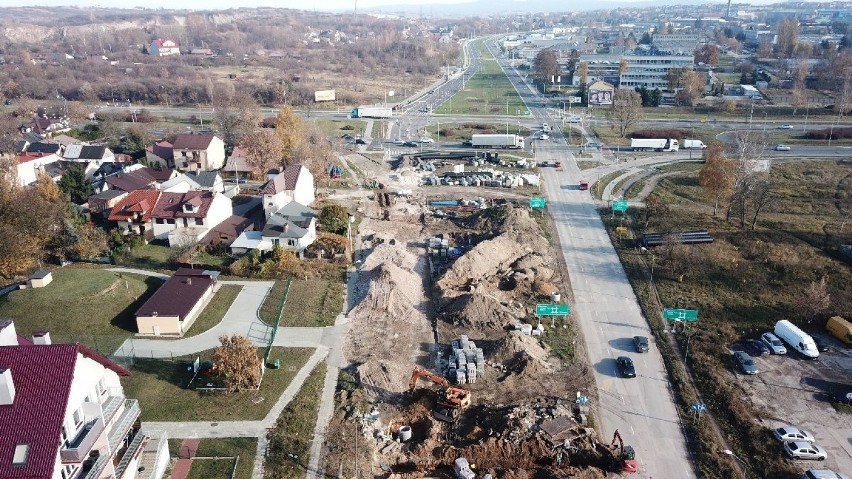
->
xmin=264 ymin=278 xmax=292 ymax=364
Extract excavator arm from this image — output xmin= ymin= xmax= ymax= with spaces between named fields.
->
xmin=409 ymin=366 xmax=450 ymax=390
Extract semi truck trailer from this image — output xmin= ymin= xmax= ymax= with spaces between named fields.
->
xmin=470 ymin=134 xmax=525 ymax=149
xmin=630 ymin=138 xmax=679 ymax=152
xmin=350 ymin=106 xmax=393 ymax=119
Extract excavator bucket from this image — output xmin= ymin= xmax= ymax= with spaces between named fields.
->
xmin=622 ymin=446 xmax=638 ymax=472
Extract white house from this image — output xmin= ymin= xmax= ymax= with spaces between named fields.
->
xmin=150 ymin=191 xmax=233 ymax=247
xmin=0 ymin=319 xmax=169 ymax=479
xmin=230 ymin=201 xmax=317 ymax=256
xmin=14 ymin=152 xmax=62 ymax=187
xmin=149 ymin=39 xmax=180 ymax=57
xmin=258 ymin=164 xmax=315 ymax=220
xmin=161 ymin=171 xmax=224 ymax=194
xmin=171 ymin=134 xmax=225 ymax=172
xmin=63 ymin=145 xmax=117 ymax=179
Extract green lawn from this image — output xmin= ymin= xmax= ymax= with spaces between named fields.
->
xmin=183 ymin=285 xmax=241 ymax=337
xmin=116 ymin=242 xmax=230 ymax=272
xmin=0 ymin=266 xmax=162 ymax=354
xmin=264 ymin=360 xmax=325 ymax=479
xmin=434 ymin=41 xmax=525 ymax=116
xmin=168 ymin=437 xmax=257 ymax=479
xmin=122 ymin=347 xmax=314 ymax=421
xmin=422 ymin=122 xmax=532 ymax=141
xmin=259 ymin=278 xmax=344 ymax=327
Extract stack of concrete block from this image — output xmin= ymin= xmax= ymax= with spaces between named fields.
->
xmin=455 ymin=368 xmax=467 ymax=384
xmin=466 ymin=362 xmax=477 ymax=383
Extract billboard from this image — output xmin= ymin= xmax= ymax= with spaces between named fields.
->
xmin=314 ymin=90 xmax=336 ymax=102
xmin=588 ymin=89 xmax=612 ymax=105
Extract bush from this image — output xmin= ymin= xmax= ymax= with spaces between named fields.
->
xmin=803 ymin=127 xmax=852 ymax=140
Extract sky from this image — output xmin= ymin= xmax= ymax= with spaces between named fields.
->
xmin=0 ymin=0 xmax=484 ymax=10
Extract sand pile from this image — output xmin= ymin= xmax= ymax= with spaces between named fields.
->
xmin=440 ymin=290 xmax=521 ymax=329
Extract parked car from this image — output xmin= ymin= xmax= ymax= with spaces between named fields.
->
xmin=812 ymin=336 xmax=831 ymax=352
xmin=777 ymin=124 xmax=794 ymax=129
xmin=616 ymin=356 xmax=636 ymax=378
xmin=419 ymin=137 xmax=435 ymax=144
xmin=835 ymin=390 xmax=852 ymax=405
xmin=633 ymin=336 xmax=650 ymax=353
xmin=355 ymin=138 xmax=367 ymax=145
xmin=342 ymin=133 xmax=354 ymax=140
xmin=392 ymin=138 xmax=405 ymax=145
xmin=784 ymin=441 xmax=827 ymax=461
xmin=734 ymin=351 xmax=759 ymax=374
xmin=403 ymin=141 xmax=418 ymax=147
xmin=774 ymin=426 xmax=816 ymax=443
xmin=775 ymin=144 xmax=792 ymax=151
xmin=801 ymin=469 xmax=850 ymax=479
xmin=226 ymin=177 xmax=248 ymax=184
xmin=744 ymin=339 xmax=771 ymax=356
xmin=761 ymin=332 xmax=787 ymax=354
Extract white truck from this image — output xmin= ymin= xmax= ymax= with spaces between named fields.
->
xmin=630 ymin=138 xmax=679 ymax=152
xmin=470 ymin=134 xmax=525 ymax=149
xmin=682 ymin=139 xmax=707 ymax=150
xmin=774 ymin=320 xmax=819 ymax=359
xmin=350 ymin=106 xmax=393 ymax=119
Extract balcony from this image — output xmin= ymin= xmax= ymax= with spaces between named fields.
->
xmin=76 ymin=451 xmax=108 ymax=479
xmin=114 ymin=431 xmax=148 ymax=479
xmin=60 ymin=417 xmax=105 ymax=463
xmin=101 ymin=395 xmax=124 ymax=424
xmin=108 ymin=399 xmax=140 ymax=452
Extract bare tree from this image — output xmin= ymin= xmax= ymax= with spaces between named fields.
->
xmin=213 ymin=334 xmax=262 ymax=393
xmin=796 ymin=277 xmax=831 ymax=322
xmin=698 ymin=142 xmax=735 ymax=217
xmin=241 ymin=129 xmax=285 ymax=175
xmin=533 ymin=49 xmax=560 ymax=86
xmin=748 ymin=172 xmax=773 ymax=229
xmin=643 ymin=193 xmax=670 ymax=229
xmin=213 ymin=90 xmax=262 ymax=146
xmin=776 ymin=18 xmax=800 ymax=59
xmin=609 ymin=89 xmax=644 ymax=138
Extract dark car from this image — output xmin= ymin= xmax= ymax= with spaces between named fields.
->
xmin=633 ymin=336 xmax=649 ymax=353
xmin=744 ymin=339 xmax=771 ymax=356
xmin=812 ymin=336 xmax=831 ymax=352
xmin=355 ymin=138 xmax=367 ymax=145
xmin=616 ymin=356 xmax=636 ymax=378
xmin=734 ymin=351 xmax=759 ymax=375
xmin=342 ymin=133 xmax=354 ymax=140
xmin=462 ymin=140 xmax=473 ymax=147
xmin=834 ymin=390 xmax=852 ymax=405
xmin=403 ymin=141 xmax=419 ymax=147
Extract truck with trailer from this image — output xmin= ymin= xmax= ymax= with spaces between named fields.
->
xmin=774 ymin=320 xmax=820 ymax=359
xmin=682 ymin=139 xmax=707 ymax=149
xmin=470 ymin=134 xmax=525 ymax=149
xmin=630 ymin=138 xmax=679 ymax=152
xmin=350 ymin=106 xmax=393 ymax=119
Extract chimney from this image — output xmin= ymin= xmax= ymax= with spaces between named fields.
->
xmin=0 ymin=368 xmax=15 ymax=406
xmin=0 ymin=319 xmax=17 ymax=346
xmin=186 ymin=278 xmax=192 ymax=285
xmin=32 ymin=330 xmax=51 ymax=345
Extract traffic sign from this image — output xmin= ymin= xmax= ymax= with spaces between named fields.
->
xmin=691 ymin=402 xmax=707 ymax=411
xmin=616 ymin=226 xmax=628 ymax=234
xmin=611 ymin=199 xmax=628 ymax=212
xmin=529 ymin=197 xmax=546 ymax=208
xmin=663 ymin=308 xmax=699 ymax=322
xmin=524 ymin=110 xmax=531 ymax=116
xmin=536 ymin=304 xmax=570 ymax=316
xmin=569 ymin=96 xmax=582 ymax=104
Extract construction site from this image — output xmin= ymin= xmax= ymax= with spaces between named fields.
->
xmin=319 ymin=152 xmax=635 ymax=478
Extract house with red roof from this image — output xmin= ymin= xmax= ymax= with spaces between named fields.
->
xmin=108 ymin=190 xmax=163 ymax=240
xmin=145 ymin=141 xmax=175 ymax=170
xmin=171 ymin=133 xmax=225 ymax=172
xmin=14 ymin=151 xmax=62 ymax=187
xmin=258 ymin=164 xmax=315 ymax=220
xmin=150 ymin=191 xmax=233 ymax=247
xmin=0 ymin=319 xmax=169 ymax=479
xmin=148 ymin=38 xmax=180 ymax=57
xmin=134 ymin=268 xmax=220 ymax=336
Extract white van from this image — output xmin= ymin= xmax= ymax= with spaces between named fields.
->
xmin=774 ymin=320 xmax=819 ymax=359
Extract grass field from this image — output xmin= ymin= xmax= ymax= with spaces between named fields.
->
xmin=423 ymin=122 xmax=533 ymax=141
xmin=259 ymin=277 xmax=345 ymax=327
xmin=602 ymin=159 xmax=852 ymax=478
xmin=168 ymin=437 xmax=257 ymax=479
xmin=0 ymin=266 xmax=162 ymax=354
xmin=122 ymin=347 xmax=314 ymax=421
xmin=183 ymin=284 xmax=241 ymax=338
xmin=433 ymin=41 xmax=525 ymax=116
xmin=116 ymin=241 xmax=230 ymax=272
xmin=264 ymin=360 xmax=326 ymax=479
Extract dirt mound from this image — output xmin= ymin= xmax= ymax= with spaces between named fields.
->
xmin=439 ymin=291 xmax=521 ymax=330
xmin=491 ymin=332 xmax=551 ymax=364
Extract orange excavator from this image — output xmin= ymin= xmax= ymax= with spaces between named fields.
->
xmin=610 ymin=430 xmax=638 ymax=473
xmin=409 ymin=366 xmax=472 ymax=422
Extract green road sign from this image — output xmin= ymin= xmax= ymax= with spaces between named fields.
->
xmin=663 ymin=308 xmax=699 ymax=322
xmin=529 ymin=197 xmax=546 ymax=208
xmin=611 ymin=199 xmax=628 ymax=212
xmin=536 ymin=304 xmax=570 ymax=316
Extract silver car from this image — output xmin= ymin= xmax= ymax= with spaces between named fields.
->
xmin=774 ymin=426 xmax=816 ymax=443
xmin=761 ymin=332 xmax=787 ymax=354
xmin=784 ymin=441 xmax=827 ymax=461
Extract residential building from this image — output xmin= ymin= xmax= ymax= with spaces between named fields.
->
xmin=134 ymin=269 xmax=220 ymax=336
xmin=230 ymin=201 xmax=317 ymax=256
xmin=150 ymin=191 xmax=233 ymax=247
xmin=63 ymin=145 xmax=116 ymax=179
xmin=223 ymin=147 xmax=256 ymax=179
xmin=88 ymin=190 xmax=129 ymax=218
xmin=20 ymin=116 xmax=71 ymax=137
xmin=258 ymin=164 xmax=315 ymax=220
xmin=14 ymin=152 xmax=62 ymax=187
xmin=161 ymin=171 xmax=224 ymax=194
xmin=108 ymin=190 xmax=163 ymax=240
xmin=103 ymin=170 xmax=157 ymax=194
xmin=148 ymin=39 xmax=180 ymax=57
xmin=171 ymin=134 xmax=225 ymax=172
xmin=0 ymin=319 xmax=169 ymax=479
xmin=145 ymin=142 xmax=174 ymax=170
xmin=619 ymin=54 xmax=695 ymax=90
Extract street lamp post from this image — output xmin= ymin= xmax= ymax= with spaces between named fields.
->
xmin=720 ymin=449 xmax=748 ymax=479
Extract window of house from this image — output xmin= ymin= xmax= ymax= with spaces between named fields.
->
xmin=272 ymin=239 xmax=280 ymax=247
xmin=288 ymin=239 xmax=296 ymax=246
xmin=155 ymin=218 xmax=164 ymax=224
xmin=167 ymin=219 xmax=175 ymax=225
xmin=98 ymin=377 xmax=107 ymax=398
xmin=195 ymin=218 xmax=203 ymax=226
xmin=72 ymin=409 xmax=82 ymax=427
xmin=12 ymin=444 xmax=29 ymax=465
xmin=60 ymin=465 xmax=77 ymax=479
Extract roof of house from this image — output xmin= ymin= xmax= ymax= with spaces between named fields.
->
xmin=25 ymin=142 xmax=62 ymax=154
xmin=172 ymin=134 xmax=217 ymax=150
xmin=17 ymin=152 xmax=59 ymax=164
xmin=273 ymin=201 xmax=316 ymax=220
xmin=231 ymin=230 xmax=270 ymax=250
xmin=90 ymin=189 xmax=128 ymax=202
xmin=104 ymin=169 xmax=157 ymax=192
xmin=50 ymin=135 xmax=81 ymax=147
xmin=107 ymin=189 xmax=162 ymax=222
xmin=185 ymin=171 xmax=221 ymax=188
xmin=160 ymin=175 xmax=201 ymax=191
xmin=262 ymin=219 xmax=309 ymax=239
xmin=202 ymin=214 xmax=256 ymax=245
xmin=152 ymin=191 xmax=215 ymax=219
xmin=64 ymin=144 xmax=110 ymax=161
xmin=0 ymin=343 xmax=130 ymax=479
xmin=134 ymin=268 xmax=218 ymax=319
xmin=258 ymin=164 xmax=306 ymax=195
xmin=146 ymin=141 xmax=174 ymax=161
xmin=224 ymin=148 xmax=255 ymax=173
xmin=140 ymin=166 xmax=175 ymax=182
xmin=151 ymin=38 xmax=178 ymax=47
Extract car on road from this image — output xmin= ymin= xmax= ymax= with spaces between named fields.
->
xmin=226 ymin=177 xmax=248 ymax=184
xmin=462 ymin=140 xmax=473 ymax=147
xmin=801 ymin=469 xmax=850 ymax=479
xmin=355 ymin=138 xmax=367 ymax=145
xmin=744 ymin=339 xmax=771 ymax=356
xmin=402 ymin=141 xmax=418 ymax=147
xmin=734 ymin=351 xmax=759 ymax=375
xmin=812 ymin=336 xmax=831 ymax=352
xmin=584 ymin=141 xmax=603 ymax=150
xmin=761 ymin=332 xmax=787 ymax=354
xmin=783 ymin=441 xmax=828 ymax=461
xmin=775 ymin=144 xmax=792 ymax=151
xmin=773 ymin=426 xmax=816 ymax=443
xmin=616 ymin=356 xmax=636 ymax=378
xmin=538 ymin=133 xmax=550 ymax=140
xmin=633 ymin=336 xmax=649 ymax=352
xmin=392 ymin=138 xmax=405 ymax=145
xmin=418 ymin=137 xmax=434 ymax=144
xmin=778 ymin=124 xmax=795 ymax=129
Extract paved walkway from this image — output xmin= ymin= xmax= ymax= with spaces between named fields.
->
xmin=168 ymin=438 xmax=199 ymax=479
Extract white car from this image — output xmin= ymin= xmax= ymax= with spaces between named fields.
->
xmin=418 ymin=137 xmax=434 ymax=144
xmin=778 ymin=124 xmax=794 ymax=129
xmin=761 ymin=332 xmax=787 ymax=354
xmin=784 ymin=441 xmax=828 ymax=461
xmin=774 ymin=426 xmax=816 ymax=443
xmin=802 ymin=469 xmax=850 ymax=479
xmin=539 ymin=133 xmax=550 ymax=140
xmin=775 ymin=144 xmax=792 ymax=151
xmin=392 ymin=138 xmax=404 ymax=145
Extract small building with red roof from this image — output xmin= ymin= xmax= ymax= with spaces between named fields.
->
xmin=149 ymin=38 xmax=180 ymax=57
xmin=108 ymin=190 xmax=163 ymax=240
xmin=134 ymin=268 xmax=220 ymax=336
xmin=150 ymin=191 xmax=232 ymax=247
xmin=14 ymin=152 xmax=62 ymax=187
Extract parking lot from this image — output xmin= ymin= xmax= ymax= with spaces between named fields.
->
xmin=732 ymin=331 xmax=852 ymax=474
